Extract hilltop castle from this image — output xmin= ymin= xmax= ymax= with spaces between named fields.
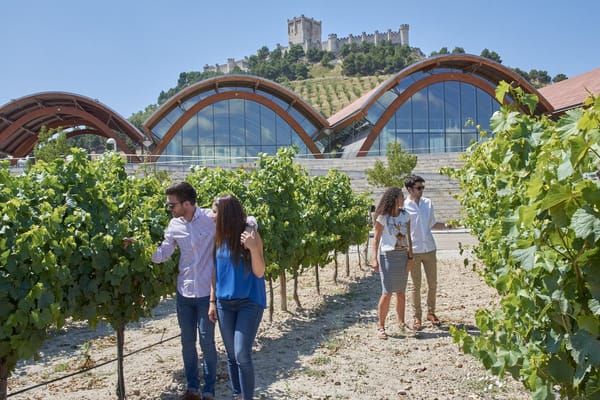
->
xmin=286 ymin=15 xmax=409 ymax=53
xmin=204 ymin=15 xmax=410 ymax=74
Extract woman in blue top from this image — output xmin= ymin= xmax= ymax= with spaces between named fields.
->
xmin=208 ymin=195 xmax=266 ymax=400
xmin=371 ymin=187 xmax=413 ymax=339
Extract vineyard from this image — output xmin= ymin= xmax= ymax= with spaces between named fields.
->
xmin=8 ymin=247 xmax=534 ymax=400
xmin=2 ymin=88 xmax=599 ymax=399
xmin=285 ymin=64 xmax=390 ymax=117
xmin=0 ymin=147 xmax=370 ymax=399
xmin=446 ymin=86 xmax=600 ymax=400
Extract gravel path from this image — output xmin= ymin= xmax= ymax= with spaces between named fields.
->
xmin=8 ymin=247 xmax=531 ymax=400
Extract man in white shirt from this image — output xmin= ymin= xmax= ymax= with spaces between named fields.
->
xmin=404 ymin=175 xmax=449 ymax=331
xmin=152 ymin=182 xmax=216 ymax=400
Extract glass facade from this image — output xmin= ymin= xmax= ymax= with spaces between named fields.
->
xmin=367 ymin=81 xmax=500 ymax=156
xmin=156 ymin=97 xmax=314 ymax=166
xmin=151 ymin=68 xmax=506 ymax=162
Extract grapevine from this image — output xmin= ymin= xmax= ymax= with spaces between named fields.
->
xmin=446 ymin=82 xmax=600 ymax=400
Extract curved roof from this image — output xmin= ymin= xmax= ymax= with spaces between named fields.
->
xmin=143 ymin=75 xmax=329 ymax=157
xmin=0 ymin=92 xmax=145 ymax=158
xmin=327 ymin=54 xmax=555 ymax=130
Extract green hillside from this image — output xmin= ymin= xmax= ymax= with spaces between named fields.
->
xmin=126 ymin=43 xmax=564 ymax=130
xmin=284 ymin=63 xmax=392 ymax=118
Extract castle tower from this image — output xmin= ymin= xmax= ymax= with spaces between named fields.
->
xmin=400 ymin=24 xmax=409 ymax=46
xmin=326 ymin=33 xmax=338 ymax=53
xmin=288 ymin=15 xmax=322 ymax=51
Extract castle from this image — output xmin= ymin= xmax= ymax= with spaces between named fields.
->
xmin=204 ymin=15 xmax=410 ymax=74
xmin=286 ymin=15 xmax=409 ymax=53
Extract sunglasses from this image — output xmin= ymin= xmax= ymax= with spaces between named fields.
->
xmin=414 ymin=186 xmax=425 ymax=191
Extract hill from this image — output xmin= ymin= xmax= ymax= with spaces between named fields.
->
xmin=284 ymin=63 xmax=392 ymax=118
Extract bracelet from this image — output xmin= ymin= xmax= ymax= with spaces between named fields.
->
xmin=209 ymin=300 xmax=216 ymax=303
xmin=408 ymin=256 xmax=413 ymax=260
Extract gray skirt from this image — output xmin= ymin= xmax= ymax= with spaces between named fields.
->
xmin=378 ymin=249 xmax=409 ymax=294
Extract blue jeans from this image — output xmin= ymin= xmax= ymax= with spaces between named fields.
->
xmin=217 ymin=298 xmax=264 ymax=400
xmin=176 ymin=293 xmax=217 ymax=397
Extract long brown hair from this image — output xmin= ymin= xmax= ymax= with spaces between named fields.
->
xmin=213 ymin=195 xmax=250 ymax=266
xmin=374 ymin=186 xmax=403 ymax=218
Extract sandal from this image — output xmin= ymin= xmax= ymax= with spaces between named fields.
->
xmin=427 ymin=313 xmax=441 ymax=326
xmin=413 ymin=319 xmax=422 ymax=331
xmin=399 ymin=322 xmax=412 ymax=333
xmin=377 ymin=327 xmax=388 ymax=340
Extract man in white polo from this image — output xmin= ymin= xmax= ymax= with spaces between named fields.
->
xmin=404 ymin=175 xmax=449 ymax=331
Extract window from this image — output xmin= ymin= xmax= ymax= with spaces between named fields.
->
xmin=152 ymin=92 xmax=318 ymax=165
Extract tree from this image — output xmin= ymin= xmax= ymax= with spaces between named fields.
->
xmin=292 ymin=63 xmax=309 ymax=80
xmin=512 ymin=67 xmax=530 ymax=81
xmin=480 ymin=48 xmax=502 ymax=63
xmin=320 ymin=51 xmax=334 ymax=68
xmin=270 ymin=46 xmax=283 ymax=60
xmin=342 ymin=53 xmax=357 ymax=76
xmin=340 ymin=42 xmax=423 ymax=76
xmin=33 ymin=127 xmax=71 ymax=163
xmin=306 ymin=47 xmax=322 ymax=63
xmin=553 ymin=73 xmax=568 ymax=83
xmin=365 ymin=142 xmax=417 ymax=187
xmin=528 ymin=69 xmax=552 ymax=88
xmin=256 ymin=46 xmax=270 ymax=61
xmin=286 ymin=44 xmax=305 ymax=63
xmin=177 ymin=71 xmax=205 ymax=88
xmin=157 ymin=70 xmax=221 ymax=105
xmin=128 ymin=104 xmax=158 ymax=131
xmin=68 ymin=134 xmax=106 ymax=154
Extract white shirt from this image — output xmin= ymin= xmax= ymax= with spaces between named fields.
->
xmin=376 ymin=211 xmax=410 ymax=256
xmin=404 ymin=196 xmax=437 ymax=254
xmin=152 ymin=207 xmax=215 ymax=298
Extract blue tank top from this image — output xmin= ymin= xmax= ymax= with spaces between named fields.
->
xmin=215 ymin=244 xmax=267 ymax=308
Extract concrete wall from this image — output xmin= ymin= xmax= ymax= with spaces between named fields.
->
xmin=139 ymin=152 xmax=465 ymax=223
xmin=11 ymin=152 xmax=465 ymax=223
xmin=295 ymin=152 xmax=464 ymax=223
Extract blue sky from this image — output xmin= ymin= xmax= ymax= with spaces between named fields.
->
xmin=2 ymin=0 xmax=598 ymax=118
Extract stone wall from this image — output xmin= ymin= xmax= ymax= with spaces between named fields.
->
xmin=325 ymin=25 xmax=409 ymax=53
xmin=203 ymin=57 xmax=249 ymax=74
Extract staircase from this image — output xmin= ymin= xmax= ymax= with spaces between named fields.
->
xmin=296 ymin=153 xmax=465 ymax=223
xmin=127 ymin=153 xmax=466 ymax=223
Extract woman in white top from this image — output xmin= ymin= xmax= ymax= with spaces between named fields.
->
xmin=372 ymin=187 xmax=413 ymax=339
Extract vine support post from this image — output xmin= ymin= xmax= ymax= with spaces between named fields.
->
xmin=333 ymin=252 xmax=339 ymax=284
xmin=268 ymin=279 xmax=274 ymax=322
xmin=346 ymin=252 xmax=350 ymax=276
xmin=315 ymin=264 xmax=321 ymax=295
xmin=279 ymin=273 xmax=287 ymax=312
xmin=116 ymin=324 xmax=126 ymax=400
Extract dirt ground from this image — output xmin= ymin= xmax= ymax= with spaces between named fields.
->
xmin=8 ymin=236 xmax=531 ymax=400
